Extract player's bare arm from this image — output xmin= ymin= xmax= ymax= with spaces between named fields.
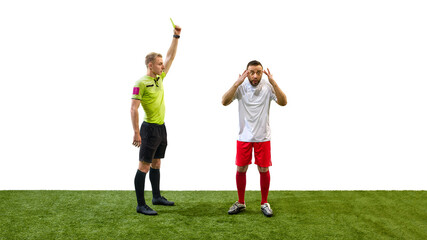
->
xmin=164 ymin=25 xmax=181 ymax=75
xmin=263 ymin=68 xmax=287 ymax=106
xmin=131 ymin=99 xmax=141 ymax=147
xmin=222 ymin=70 xmax=249 ymax=106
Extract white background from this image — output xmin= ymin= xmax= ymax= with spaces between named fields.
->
xmin=1 ymin=0 xmax=426 ymax=190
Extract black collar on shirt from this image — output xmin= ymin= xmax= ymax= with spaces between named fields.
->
xmin=154 ymin=76 xmax=160 ymax=87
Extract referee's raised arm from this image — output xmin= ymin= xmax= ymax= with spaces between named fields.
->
xmin=164 ymin=25 xmax=181 ymax=75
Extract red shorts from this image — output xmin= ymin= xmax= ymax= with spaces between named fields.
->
xmin=236 ymin=141 xmax=272 ymax=168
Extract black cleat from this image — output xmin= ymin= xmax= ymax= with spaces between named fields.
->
xmin=152 ymin=196 xmax=175 ymax=206
xmin=136 ymin=205 xmax=158 ymax=215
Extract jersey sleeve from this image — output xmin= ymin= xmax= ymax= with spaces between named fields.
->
xmin=132 ymin=81 xmax=145 ymax=100
xmin=233 ymin=85 xmax=242 ymax=101
xmin=159 ymin=71 xmax=166 ymax=81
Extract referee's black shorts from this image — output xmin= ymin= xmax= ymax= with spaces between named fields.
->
xmin=139 ymin=121 xmax=167 ymax=163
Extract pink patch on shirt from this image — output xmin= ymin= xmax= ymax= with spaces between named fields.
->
xmin=133 ymin=87 xmax=139 ymax=95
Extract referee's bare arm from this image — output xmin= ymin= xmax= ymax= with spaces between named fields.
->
xmin=222 ymin=70 xmax=248 ymax=106
xmin=131 ymin=99 xmax=141 ymax=147
xmin=164 ymin=25 xmax=182 ymax=75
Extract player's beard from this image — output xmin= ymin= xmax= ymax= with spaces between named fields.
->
xmin=249 ymin=78 xmax=260 ymax=86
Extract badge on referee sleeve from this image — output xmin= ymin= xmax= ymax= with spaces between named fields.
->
xmin=133 ymin=87 xmax=140 ymax=95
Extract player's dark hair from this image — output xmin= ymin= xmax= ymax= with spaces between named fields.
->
xmin=246 ymin=60 xmax=263 ymax=70
xmin=145 ymin=52 xmax=163 ymax=67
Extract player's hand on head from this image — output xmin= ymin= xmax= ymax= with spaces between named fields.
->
xmin=237 ymin=70 xmax=248 ymax=85
xmin=263 ymin=68 xmax=274 ymax=82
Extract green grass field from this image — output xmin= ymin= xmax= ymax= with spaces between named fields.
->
xmin=1 ymin=191 xmax=426 ymax=239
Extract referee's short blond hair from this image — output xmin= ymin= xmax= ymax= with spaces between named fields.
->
xmin=145 ymin=52 xmax=163 ymax=68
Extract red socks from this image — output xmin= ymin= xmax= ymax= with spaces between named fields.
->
xmin=260 ymin=171 xmax=270 ymax=205
xmin=236 ymin=171 xmax=246 ymax=204
xmin=236 ymin=170 xmax=270 ymax=205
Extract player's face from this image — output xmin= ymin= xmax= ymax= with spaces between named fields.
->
xmin=247 ymin=65 xmax=263 ymax=86
xmin=150 ymin=57 xmax=165 ymax=75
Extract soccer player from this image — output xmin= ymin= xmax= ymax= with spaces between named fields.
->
xmin=222 ymin=60 xmax=287 ymax=217
xmin=130 ymin=24 xmax=181 ymax=216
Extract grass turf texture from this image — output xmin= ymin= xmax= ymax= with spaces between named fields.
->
xmin=1 ymin=191 xmax=426 ymax=239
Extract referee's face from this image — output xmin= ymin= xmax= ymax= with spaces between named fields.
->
xmin=247 ymin=65 xmax=263 ymax=86
xmin=151 ymin=57 xmax=165 ymax=75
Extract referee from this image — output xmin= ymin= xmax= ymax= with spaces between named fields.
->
xmin=130 ymin=24 xmax=181 ymax=215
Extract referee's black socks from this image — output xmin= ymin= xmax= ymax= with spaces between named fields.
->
xmin=134 ymin=170 xmax=147 ymax=206
xmin=149 ymin=168 xmax=161 ymax=199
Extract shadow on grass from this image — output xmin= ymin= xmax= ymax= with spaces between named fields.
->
xmin=153 ymin=202 xmax=230 ymax=217
xmin=152 ymin=202 xmax=275 ymax=219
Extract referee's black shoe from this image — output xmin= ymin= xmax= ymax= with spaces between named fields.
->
xmin=152 ymin=196 xmax=175 ymax=206
xmin=136 ymin=205 xmax=158 ymax=215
